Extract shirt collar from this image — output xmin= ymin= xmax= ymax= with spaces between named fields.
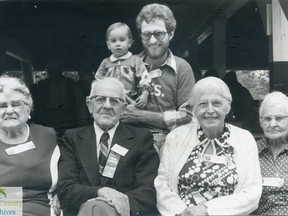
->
xmin=197 ymin=123 xmax=231 ymax=148
xmin=110 ymin=52 xmax=132 ymax=62
xmin=257 ymin=137 xmax=288 ymax=156
xmin=257 ymin=137 xmax=269 ymax=154
xmin=93 ymin=121 xmax=119 ymax=144
xmin=139 ymin=49 xmax=177 ymax=73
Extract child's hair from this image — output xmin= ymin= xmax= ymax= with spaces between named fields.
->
xmin=105 ymin=22 xmax=133 ymax=41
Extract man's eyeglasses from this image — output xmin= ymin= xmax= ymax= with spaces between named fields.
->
xmin=140 ymin=31 xmax=167 ymax=41
xmin=0 ymin=100 xmax=28 ymax=111
xmin=89 ymin=95 xmax=124 ymax=106
xmin=261 ymin=115 xmax=288 ymax=124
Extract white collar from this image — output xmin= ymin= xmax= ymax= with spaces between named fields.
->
xmin=139 ymin=49 xmax=177 ymax=73
xmin=110 ymin=52 xmax=132 ymax=62
xmin=93 ymin=121 xmax=119 ymax=144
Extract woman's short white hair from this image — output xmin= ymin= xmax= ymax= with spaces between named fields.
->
xmin=259 ymin=91 xmax=288 ymax=118
xmin=0 ymin=75 xmax=33 ymax=110
xmin=188 ymin=77 xmax=232 ymax=113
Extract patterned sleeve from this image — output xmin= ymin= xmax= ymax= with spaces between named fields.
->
xmin=94 ymin=59 xmax=107 ymax=80
xmin=134 ymin=56 xmax=153 ymax=92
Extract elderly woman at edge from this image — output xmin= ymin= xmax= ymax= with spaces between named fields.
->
xmin=154 ymin=77 xmax=262 ymax=215
xmin=253 ymin=91 xmax=288 ymax=215
xmin=0 ymin=75 xmax=60 ymax=216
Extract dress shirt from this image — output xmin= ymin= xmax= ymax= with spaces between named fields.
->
xmin=93 ymin=122 xmax=119 ymax=160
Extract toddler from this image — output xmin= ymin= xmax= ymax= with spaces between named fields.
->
xmin=95 ymin=22 xmax=151 ymax=109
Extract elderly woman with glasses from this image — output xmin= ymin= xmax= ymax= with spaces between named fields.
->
xmin=154 ymin=77 xmax=262 ymax=216
xmin=253 ymin=91 xmax=288 ymax=215
xmin=0 ymin=75 xmax=60 ymax=216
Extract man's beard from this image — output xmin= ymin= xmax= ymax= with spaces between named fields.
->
xmin=145 ymin=43 xmax=169 ymax=60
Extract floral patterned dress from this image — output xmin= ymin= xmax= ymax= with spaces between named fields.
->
xmin=178 ymin=124 xmax=239 ymax=206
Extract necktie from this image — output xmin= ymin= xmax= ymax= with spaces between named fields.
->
xmin=98 ymin=132 xmax=109 ymax=174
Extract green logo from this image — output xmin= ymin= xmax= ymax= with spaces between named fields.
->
xmin=0 ymin=187 xmax=6 ymax=198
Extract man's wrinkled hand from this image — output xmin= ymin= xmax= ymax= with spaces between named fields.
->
xmin=98 ymin=187 xmax=130 ymax=216
xmin=121 ymin=104 xmax=142 ymax=123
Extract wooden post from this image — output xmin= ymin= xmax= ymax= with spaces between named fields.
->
xmin=213 ymin=13 xmax=227 ymax=78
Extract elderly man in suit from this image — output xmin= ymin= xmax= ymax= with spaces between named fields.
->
xmin=58 ymin=78 xmax=159 ymax=216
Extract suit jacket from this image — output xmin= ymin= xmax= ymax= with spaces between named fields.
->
xmin=58 ymin=122 xmax=159 ymax=216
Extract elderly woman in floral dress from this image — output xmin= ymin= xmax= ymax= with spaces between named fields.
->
xmin=154 ymin=77 xmax=262 ymax=215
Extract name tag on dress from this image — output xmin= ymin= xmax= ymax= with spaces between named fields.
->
xmin=5 ymin=141 xmax=36 ymax=155
xmin=263 ymin=177 xmax=284 ymax=187
xmin=102 ymin=144 xmax=128 ymax=178
xmin=202 ymin=154 xmax=231 ymax=164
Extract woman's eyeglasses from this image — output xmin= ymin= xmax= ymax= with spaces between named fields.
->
xmin=261 ymin=115 xmax=288 ymax=124
xmin=0 ymin=100 xmax=28 ymax=111
xmin=140 ymin=31 xmax=167 ymax=41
